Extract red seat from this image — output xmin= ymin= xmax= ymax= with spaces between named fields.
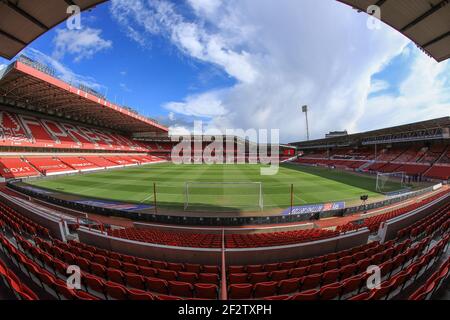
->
xmin=341 ymin=274 xmax=364 ymax=298
xmin=264 ymin=263 xmax=279 ymax=272
xmin=146 ymin=277 xmax=168 ymax=294
xmin=74 ymin=290 xmax=99 ymax=300
xmin=319 ymin=283 xmax=342 ymax=300
xmin=198 ymin=273 xmax=219 ymax=285
xmin=229 ymin=266 xmax=245 ymax=273
xmin=83 ymin=274 xmax=105 ymax=297
xmin=178 ymin=272 xmax=198 ymax=284
xmin=126 ymin=273 xmax=145 ymax=290
xmin=301 ymin=274 xmax=321 ymax=291
xmin=140 ymin=266 xmax=157 ymax=277
xmin=123 ymin=262 xmax=139 ymax=274
xmin=127 ymin=289 xmax=154 ymax=300
xmin=292 ymin=289 xmax=319 ymax=301
xmin=169 ymin=281 xmax=194 ymax=298
xmin=229 ymin=273 xmax=248 ymax=284
xmin=322 ymin=269 xmax=340 ymax=285
xmin=249 ymin=272 xmax=270 ymax=284
xmin=340 ymin=263 xmax=358 ymax=279
xmin=185 ymin=263 xmax=201 ymax=273
xmin=290 ymin=267 xmax=308 ymax=278
xmin=278 ymin=278 xmax=300 ymax=294
xmin=309 ymin=263 xmax=323 ymax=275
xmin=167 ymin=263 xmax=184 ymax=272
xmin=107 ymin=268 xmax=125 ymax=285
xmin=90 ymin=263 xmax=107 ymax=278
xmin=105 ymin=282 xmax=127 ymax=300
xmin=158 ymin=269 xmax=177 ymax=281
xmin=247 ymin=265 xmax=264 ymax=273
xmin=194 ymin=283 xmax=218 ymax=299
xmin=254 ymin=281 xmax=278 ymax=298
xmin=228 ymin=283 xmax=253 ymax=299
xmin=270 ymin=270 xmax=289 ymax=281
xmin=55 ymin=279 xmax=75 ymax=300
xmin=203 ymin=265 xmax=220 ymax=274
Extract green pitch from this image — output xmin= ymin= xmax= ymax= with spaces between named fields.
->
xmin=27 ymin=163 xmax=403 ymax=212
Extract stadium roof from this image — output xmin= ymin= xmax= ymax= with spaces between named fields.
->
xmin=338 ymin=0 xmax=450 ymax=62
xmin=0 ymin=0 xmax=107 ymax=60
xmin=291 ymin=117 xmax=450 ymax=148
xmin=0 ymin=60 xmax=169 ymax=133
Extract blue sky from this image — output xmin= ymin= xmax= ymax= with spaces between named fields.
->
xmin=0 ymin=0 xmax=449 ymax=143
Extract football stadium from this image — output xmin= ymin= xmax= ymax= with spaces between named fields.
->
xmin=0 ymin=0 xmax=449 ymax=308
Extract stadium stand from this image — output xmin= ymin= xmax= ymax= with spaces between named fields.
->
xmin=1 ymin=195 xmax=448 ymax=300
xmin=25 ymin=157 xmax=77 ymax=176
xmin=0 ymin=158 xmax=40 ymax=179
xmin=0 ymin=110 xmax=148 ymax=152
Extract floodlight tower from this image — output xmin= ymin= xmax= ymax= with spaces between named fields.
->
xmin=302 ymin=105 xmax=310 ymax=141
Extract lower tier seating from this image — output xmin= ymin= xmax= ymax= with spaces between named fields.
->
xmin=0 ymin=158 xmax=40 ymax=179
xmin=0 ymin=257 xmax=37 ymax=300
xmin=0 ymin=191 xmax=449 ymax=300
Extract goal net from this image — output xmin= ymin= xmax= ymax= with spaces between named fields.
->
xmin=376 ymin=172 xmax=406 ymax=193
xmin=184 ymin=182 xmax=264 ymax=212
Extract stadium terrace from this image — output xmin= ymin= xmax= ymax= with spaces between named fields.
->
xmin=0 ymin=0 xmax=449 ymax=308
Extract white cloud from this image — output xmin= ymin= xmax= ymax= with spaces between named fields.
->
xmin=360 ymin=51 xmax=450 ymax=131
xmin=369 ymin=79 xmax=390 ymax=94
xmin=53 ymin=27 xmax=112 ymax=62
xmin=110 ymin=0 xmax=257 ymax=83
xmin=110 ymin=0 xmax=450 ymax=142
xmin=164 ymin=90 xmax=227 ymax=117
xmin=169 ymin=125 xmax=192 ymax=136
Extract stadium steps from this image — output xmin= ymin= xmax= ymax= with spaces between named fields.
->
xmin=357 ymin=161 xmax=374 ymax=171
xmin=21 ymin=158 xmax=43 ymax=177
xmin=422 ymin=145 xmax=450 ymax=178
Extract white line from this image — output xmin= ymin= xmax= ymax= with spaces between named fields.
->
xmin=140 ymin=194 xmax=154 ymax=203
xmin=293 ymin=193 xmax=308 ymax=204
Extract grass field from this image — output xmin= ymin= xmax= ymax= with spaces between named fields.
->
xmin=27 ymin=163 xmax=403 ymax=212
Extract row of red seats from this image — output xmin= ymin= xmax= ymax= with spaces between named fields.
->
xmin=228 ymin=240 xmax=408 ymax=284
xmin=227 ymin=241 xmax=380 ymax=274
xmin=37 ymin=239 xmax=220 ymax=285
xmin=350 ymin=235 xmax=449 ymax=300
xmin=16 ymin=235 xmax=217 ymax=299
xmin=0 ymin=110 xmax=148 ymax=152
xmin=229 ymin=236 xmax=433 ymax=299
xmin=337 ymin=190 xmax=450 ymax=233
xmin=108 ymin=228 xmax=222 ymax=248
xmin=109 ymin=227 xmax=339 ymax=249
xmin=0 ymin=256 xmax=37 ymax=300
xmin=0 ymin=201 xmax=50 ymax=238
xmin=0 ymin=155 xmax=165 ymax=178
xmin=409 ymin=255 xmax=450 ymax=300
xmin=0 ymin=233 xmax=100 ymax=300
xmin=63 ymin=239 xmax=219 ymax=274
xmin=227 ymin=238 xmax=419 ymax=299
xmin=225 ymin=229 xmax=339 ymax=248
xmin=397 ymin=203 xmax=450 ymax=239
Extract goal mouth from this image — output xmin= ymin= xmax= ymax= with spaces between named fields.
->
xmin=376 ymin=171 xmax=408 ymax=194
xmin=184 ymin=181 xmax=264 ymax=212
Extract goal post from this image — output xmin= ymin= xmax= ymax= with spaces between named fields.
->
xmin=184 ymin=182 xmax=264 ymax=211
xmin=376 ymin=171 xmax=406 ymax=193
